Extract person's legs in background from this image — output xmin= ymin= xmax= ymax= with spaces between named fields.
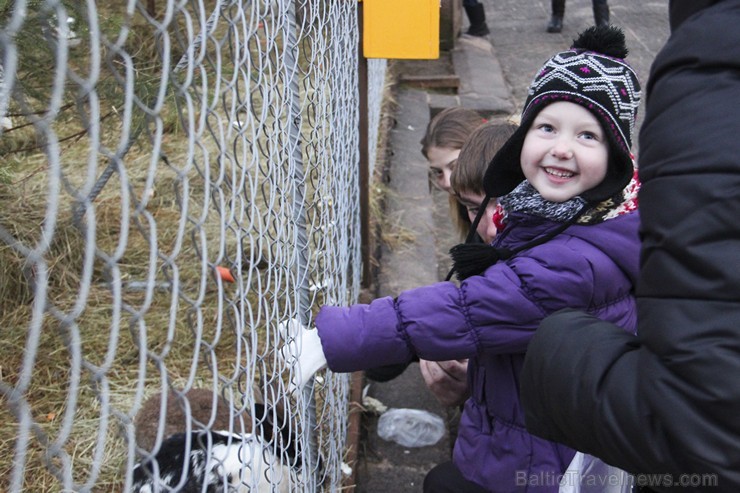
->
xmin=592 ymin=0 xmax=610 ymax=27
xmin=547 ymin=0 xmax=566 ymax=33
xmin=423 ymin=461 xmax=489 ymax=493
xmin=463 ymin=0 xmax=490 ymax=37
xmin=547 ymin=0 xmax=610 ymax=33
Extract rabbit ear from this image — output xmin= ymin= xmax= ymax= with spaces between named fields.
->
xmin=253 ymin=376 xmax=288 ymax=437
xmin=251 ymin=374 xmax=304 ymax=466
xmin=252 ymin=379 xmax=265 ymax=405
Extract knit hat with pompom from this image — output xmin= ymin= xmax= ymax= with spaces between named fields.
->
xmin=446 ymin=26 xmax=642 ymax=281
xmin=484 ymin=25 xmax=641 ymax=203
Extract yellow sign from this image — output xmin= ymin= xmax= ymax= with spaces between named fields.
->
xmin=363 ymin=0 xmax=440 ymax=59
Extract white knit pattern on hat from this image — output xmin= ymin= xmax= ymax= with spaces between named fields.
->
xmin=523 ymin=49 xmax=641 ymax=152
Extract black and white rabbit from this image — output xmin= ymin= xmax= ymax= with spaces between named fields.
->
xmin=129 ymin=387 xmax=301 ymax=492
xmin=130 ymin=428 xmax=295 ymax=492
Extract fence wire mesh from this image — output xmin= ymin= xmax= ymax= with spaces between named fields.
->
xmin=0 ymin=0 xmax=386 ymax=491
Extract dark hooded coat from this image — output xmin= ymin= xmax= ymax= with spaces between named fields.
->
xmin=520 ymin=2 xmax=740 ymax=491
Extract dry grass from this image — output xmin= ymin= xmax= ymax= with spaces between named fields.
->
xmin=0 ymin=0 xmax=360 ymax=489
xmin=370 ymin=66 xmax=417 ymax=253
xmin=0 ymin=2 xmax=328 ymax=491
xmin=0 ymin=131 xmax=263 ymax=491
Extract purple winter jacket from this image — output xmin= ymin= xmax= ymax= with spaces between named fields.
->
xmin=316 ymin=210 xmax=640 ymax=492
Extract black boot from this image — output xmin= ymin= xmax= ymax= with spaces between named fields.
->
xmin=547 ymin=0 xmax=565 ymax=33
xmin=593 ymin=2 xmax=610 ymax=27
xmin=464 ymin=4 xmax=490 ymax=37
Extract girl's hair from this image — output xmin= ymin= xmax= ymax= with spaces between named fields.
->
xmin=449 ymin=121 xmax=519 ymax=238
xmin=420 ymin=107 xmax=485 ymax=158
xmin=452 ymin=121 xmax=518 ymax=195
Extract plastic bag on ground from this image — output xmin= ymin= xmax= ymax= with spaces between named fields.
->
xmin=376 ymin=408 xmax=445 ymax=448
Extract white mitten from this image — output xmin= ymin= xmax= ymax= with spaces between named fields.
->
xmin=278 ymin=318 xmax=327 ymax=394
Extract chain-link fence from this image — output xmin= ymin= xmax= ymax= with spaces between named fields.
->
xmin=0 ymin=1 xmax=387 ymax=491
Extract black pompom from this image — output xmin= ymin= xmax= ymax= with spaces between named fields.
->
xmin=571 ymin=25 xmax=628 ymax=59
xmin=448 ymin=243 xmax=512 ymax=281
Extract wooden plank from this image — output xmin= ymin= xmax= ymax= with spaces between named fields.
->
xmin=397 ymin=74 xmax=460 ymax=89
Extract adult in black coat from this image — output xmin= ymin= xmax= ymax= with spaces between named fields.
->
xmin=519 ymin=1 xmax=740 ymax=491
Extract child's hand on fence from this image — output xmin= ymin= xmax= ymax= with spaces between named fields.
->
xmin=278 ymin=318 xmax=327 ymax=394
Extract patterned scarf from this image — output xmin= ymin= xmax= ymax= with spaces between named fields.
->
xmin=498 ymin=171 xmax=640 ymax=227
xmin=499 ymin=181 xmax=587 ymax=223
xmin=448 ymin=173 xmax=640 ymax=281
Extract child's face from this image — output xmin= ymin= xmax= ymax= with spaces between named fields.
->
xmin=520 ymin=101 xmax=609 ymax=202
xmin=457 ymin=190 xmax=499 ymax=244
xmin=426 ymin=146 xmax=460 ymax=193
